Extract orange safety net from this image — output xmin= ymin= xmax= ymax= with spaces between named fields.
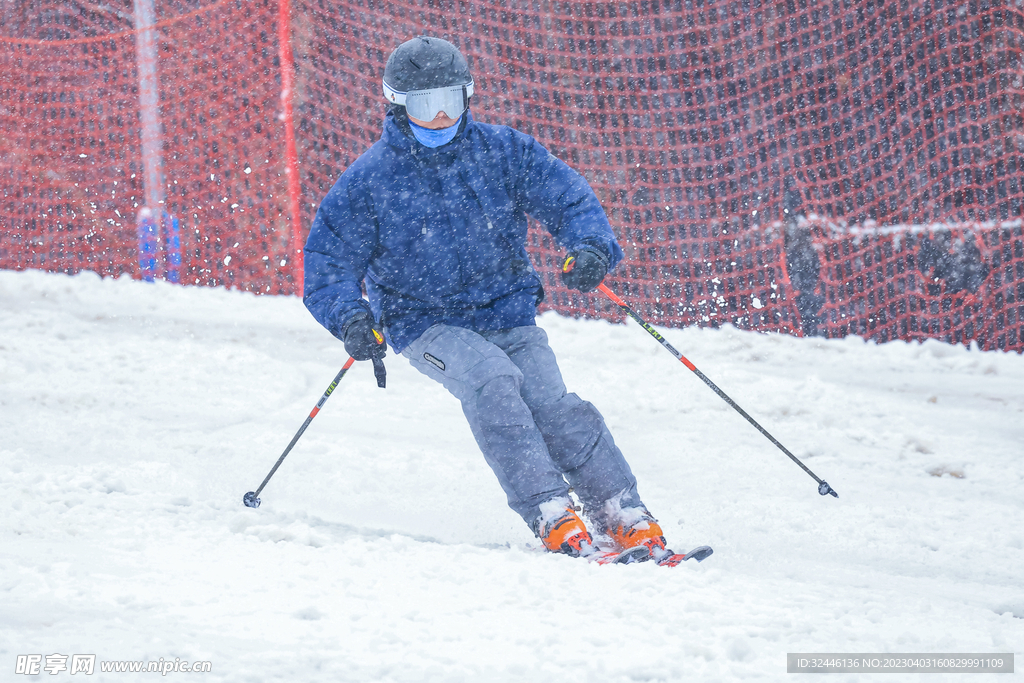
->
xmin=157 ymin=0 xmax=294 ymax=292
xmin=0 ymin=0 xmax=296 ymax=293
xmin=529 ymin=219 xmax=801 ymax=333
xmin=2 ymin=0 xmax=1023 ymax=350
xmin=1 ymin=27 xmax=140 ymax=276
xmin=976 ymin=221 xmax=1024 ymax=350
xmin=810 ymin=216 xmax=1023 ymax=351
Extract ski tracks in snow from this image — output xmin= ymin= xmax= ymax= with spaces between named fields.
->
xmin=2 ymin=269 xmax=1023 ymax=681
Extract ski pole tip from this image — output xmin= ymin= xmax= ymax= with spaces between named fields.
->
xmin=243 ymin=491 xmax=261 ymax=508
xmin=818 ymin=481 xmax=838 ymax=498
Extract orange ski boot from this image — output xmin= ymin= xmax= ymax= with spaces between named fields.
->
xmin=536 ymin=506 xmax=594 ymax=557
xmin=603 ymin=507 xmax=668 ymax=557
xmin=603 ymin=507 xmax=714 ymax=566
xmin=536 ymin=505 xmax=651 ymax=564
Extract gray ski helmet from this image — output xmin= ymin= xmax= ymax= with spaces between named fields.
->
xmin=382 ymin=36 xmax=473 ymax=115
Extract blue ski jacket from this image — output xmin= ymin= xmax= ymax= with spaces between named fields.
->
xmin=303 ymin=110 xmax=624 ymax=352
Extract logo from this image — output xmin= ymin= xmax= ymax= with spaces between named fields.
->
xmin=423 ymin=352 xmax=445 ymax=371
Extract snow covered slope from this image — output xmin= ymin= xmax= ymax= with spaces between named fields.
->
xmin=2 ymin=269 xmax=1022 ymax=682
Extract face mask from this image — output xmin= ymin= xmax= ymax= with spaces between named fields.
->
xmin=408 ymin=115 xmax=464 ymax=148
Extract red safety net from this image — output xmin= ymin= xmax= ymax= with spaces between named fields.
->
xmin=811 ymin=218 xmax=979 ymax=345
xmin=810 ymin=216 xmax=1023 ymax=350
xmin=976 ymin=221 xmax=1024 ymax=350
xmin=157 ymin=0 xmax=295 ymax=293
xmin=1 ymin=22 xmax=140 ymax=276
xmin=530 ymin=219 xmax=801 ymax=333
xmin=0 ymin=0 xmax=296 ymax=293
xmin=2 ymin=0 xmax=1023 ymax=349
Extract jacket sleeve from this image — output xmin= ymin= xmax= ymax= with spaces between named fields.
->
xmin=512 ymin=133 xmax=624 ymax=270
xmin=303 ymin=172 xmax=377 ymax=340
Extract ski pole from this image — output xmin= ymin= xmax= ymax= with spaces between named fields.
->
xmin=563 ymin=257 xmax=837 ymax=497
xmin=243 ymin=357 xmax=357 ymax=508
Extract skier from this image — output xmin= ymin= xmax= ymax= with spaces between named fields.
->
xmin=304 ymin=36 xmax=681 ymax=564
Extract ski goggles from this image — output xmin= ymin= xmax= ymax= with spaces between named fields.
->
xmin=383 ymin=80 xmax=474 ymax=122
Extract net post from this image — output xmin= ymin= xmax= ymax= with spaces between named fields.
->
xmin=278 ymin=0 xmax=304 ymax=295
xmin=133 ymin=0 xmax=166 ymax=282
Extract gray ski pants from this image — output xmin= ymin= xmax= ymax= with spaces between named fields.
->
xmin=401 ymin=324 xmax=643 ymax=528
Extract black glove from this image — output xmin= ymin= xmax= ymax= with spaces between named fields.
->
xmin=560 ymin=247 xmax=609 ymax=293
xmin=342 ymin=312 xmax=387 ymax=362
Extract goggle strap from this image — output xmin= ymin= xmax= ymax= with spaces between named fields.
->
xmin=382 ymin=79 xmax=406 ymax=106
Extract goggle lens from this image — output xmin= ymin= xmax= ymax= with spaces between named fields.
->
xmin=404 ymin=85 xmax=468 ymax=122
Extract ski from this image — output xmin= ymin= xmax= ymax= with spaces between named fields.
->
xmin=586 ymin=545 xmax=652 ymax=565
xmin=652 ymin=545 xmax=714 ymax=567
xmin=529 ymin=543 xmax=713 ymax=566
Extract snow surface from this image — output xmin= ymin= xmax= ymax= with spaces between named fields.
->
xmin=1 ymin=268 xmax=1022 ymax=682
